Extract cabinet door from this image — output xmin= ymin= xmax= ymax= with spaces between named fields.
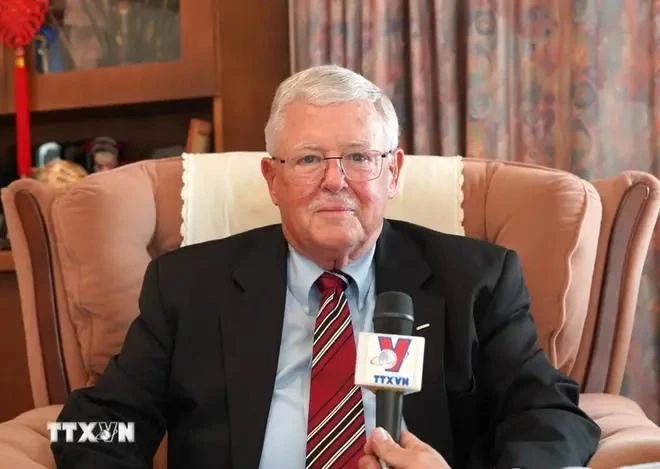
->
xmin=3 ymin=0 xmax=215 ymax=113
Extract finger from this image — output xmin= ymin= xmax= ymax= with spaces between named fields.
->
xmin=370 ymin=427 xmax=409 ymax=467
xmin=358 ymin=454 xmax=382 ymax=469
xmin=364 ymin=437 xmax=375 ymax=455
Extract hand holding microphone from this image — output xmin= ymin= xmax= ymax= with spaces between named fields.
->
xmin=355 ymin=292 xmax=450 ymax=468
xmin=358 ymin=428 xmax=451 ymax=469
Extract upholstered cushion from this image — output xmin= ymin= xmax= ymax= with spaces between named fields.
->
xmin=461 ymin=160 xmax=601 ymax=374
xmin=580 ymin=393 xmax=660 ymax=468
xmin=0 ymin=404 xmax=61 ymax=468
xmin=51 ymin=159 xmax=182 ymax=382
xmin=48 ymin=155 xmax=600 ymax=383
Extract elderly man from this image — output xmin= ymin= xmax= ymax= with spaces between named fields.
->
xmin=53 ymin=65 xmax=599 ymax=469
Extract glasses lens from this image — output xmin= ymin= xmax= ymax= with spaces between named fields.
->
xmin=289 ymin=154 xmax=324 ymax=182
xmin=342 ymin=151 xmax=382 ymax=181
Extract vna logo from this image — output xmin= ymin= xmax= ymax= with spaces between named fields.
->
xmin=95 ymin=422 xmax=124 ymax=442
xmin=370 ymin=336 xmax=412 ymax=372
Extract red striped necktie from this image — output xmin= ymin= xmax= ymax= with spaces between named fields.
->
xmin=306 ymin=271 xmax=366 ymax=468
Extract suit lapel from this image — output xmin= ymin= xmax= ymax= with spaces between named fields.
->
xmin=220 ymin=226 xmax=288 ymax=469
xmin=375 ymin=221 xmax=454 ymax=462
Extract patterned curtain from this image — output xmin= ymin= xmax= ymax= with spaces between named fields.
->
xmin=291 ymin=0 xmax=660 ymax=422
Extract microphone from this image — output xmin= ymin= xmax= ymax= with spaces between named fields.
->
xmin=355 ymin=292 xmax=425 ymax=444
xmin=373 ymin=292 xmax=414 ymax=443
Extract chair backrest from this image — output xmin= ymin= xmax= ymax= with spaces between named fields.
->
xmin=2 ymin=154 xmax=658 ymax=408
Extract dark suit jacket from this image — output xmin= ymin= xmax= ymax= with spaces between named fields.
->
xmin=52 ymin=220 xmax=600 ymax=468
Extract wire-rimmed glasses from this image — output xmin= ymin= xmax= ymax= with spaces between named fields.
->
xmin=271 ymin=150 xmax=392 ymax=183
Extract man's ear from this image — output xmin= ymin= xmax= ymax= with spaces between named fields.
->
xmin=387 ymin=149 xmax=404 ymax=199
xmin=261 ymin=157 xmax=279 ymax=206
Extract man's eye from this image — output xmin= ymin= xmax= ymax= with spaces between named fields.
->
xmin=346 ymin=152 xmax=370 ymax=162
xmin=297 ymin=155 xmax=322 ymax=165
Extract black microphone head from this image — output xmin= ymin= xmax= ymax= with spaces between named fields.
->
xmin=373 ymin=291 xmax=414 ymax=336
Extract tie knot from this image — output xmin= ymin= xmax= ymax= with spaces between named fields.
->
xmin=315 ymin=271 xmax=347 ymax=294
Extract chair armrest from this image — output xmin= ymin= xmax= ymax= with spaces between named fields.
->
xmin=0 ymin=405 xmax=62 ymax=468
xmin=0 ymin=404 xmax=168 ymax=469
xmin=581 ymin=393 xmax=660 ymax=468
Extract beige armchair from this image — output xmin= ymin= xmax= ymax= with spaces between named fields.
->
xmin=0 ymin=154 xmax=659 ymax=468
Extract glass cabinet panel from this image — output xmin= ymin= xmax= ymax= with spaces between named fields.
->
xmin=33 ymin=0 xmax=181 ymax=74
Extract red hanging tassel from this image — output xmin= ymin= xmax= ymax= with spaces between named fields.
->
xmin=0 ymin=0 xmax=48 ymax=178
xmin=14 ymin=46 xmax=31 ymax=178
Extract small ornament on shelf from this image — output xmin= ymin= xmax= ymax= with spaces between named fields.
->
xmin=85 ymin=136 xmax=120 ymax=173
xmin=37 ymin=160 xmax=88 ymax=189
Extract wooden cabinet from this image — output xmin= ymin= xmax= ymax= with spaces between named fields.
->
xmin=0 ymin=0 xmax=290 ymax=153
xmin=3 ymin=0 xmax=216 ymax=113
xmin=0 ymin=251 xmax=33 ymax=421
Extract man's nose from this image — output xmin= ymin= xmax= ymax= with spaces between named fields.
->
xmin=320 ymin=159 xmax=347 ymax=192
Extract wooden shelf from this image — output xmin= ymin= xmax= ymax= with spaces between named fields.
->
xmin=0 ymin=250 xmax=14 ymax=272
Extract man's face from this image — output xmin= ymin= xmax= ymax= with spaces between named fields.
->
xmin=262 ymin=99 xmax=403 ymax=261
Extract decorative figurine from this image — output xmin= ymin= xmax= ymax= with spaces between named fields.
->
xmin=86 ymin=136 xmax=120 ymax=172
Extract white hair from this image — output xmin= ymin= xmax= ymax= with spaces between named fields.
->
xmin=264 ymin=64 xmax=400 ymax=155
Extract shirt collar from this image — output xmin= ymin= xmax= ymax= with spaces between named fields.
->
xmin=287 ymin=243 xmax=376 ymax=312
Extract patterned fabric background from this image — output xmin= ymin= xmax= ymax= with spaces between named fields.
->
xmin=292 ymin=0 xmax=660 ymax=422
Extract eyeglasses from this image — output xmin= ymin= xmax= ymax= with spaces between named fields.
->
xmin=271 ymin=150 xmax=392 ymax=183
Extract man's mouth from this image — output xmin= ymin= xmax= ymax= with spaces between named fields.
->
xmin=318 ymin=207 xmax=353 ymax=211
